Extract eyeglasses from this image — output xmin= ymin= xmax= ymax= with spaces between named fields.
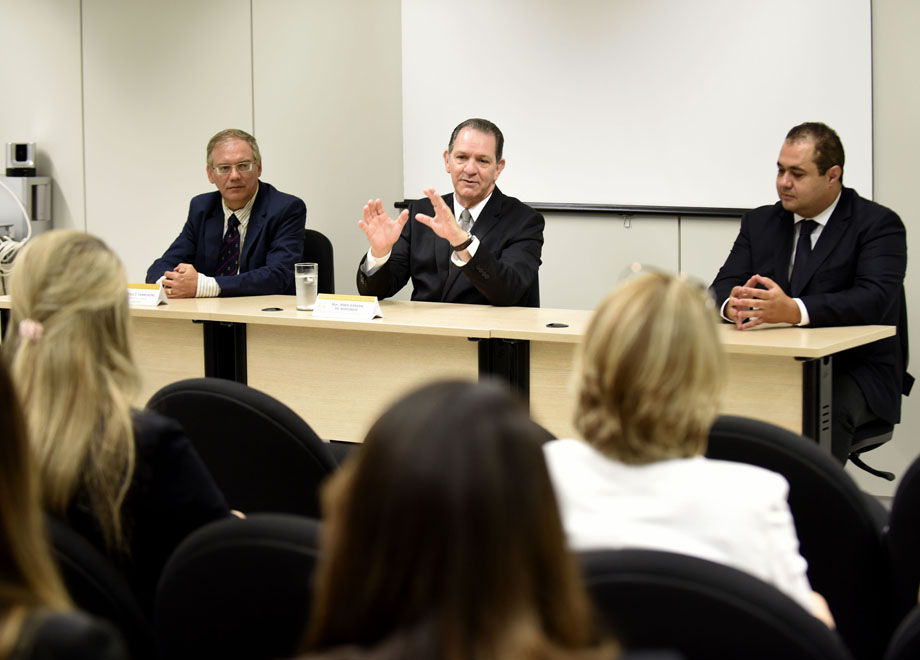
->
xmin=211 ymin=161 xmax=255 ymax=176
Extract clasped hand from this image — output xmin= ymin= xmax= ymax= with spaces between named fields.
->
xmin=162 ymin=263 xmax=199 ymax=298
xmin=727 ymin=274 xmax=801 ymax=329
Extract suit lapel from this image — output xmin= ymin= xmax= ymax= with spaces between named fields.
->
xmin=774 ymin=206 xmax=795 ymax=291
xmin=793 ymin=190 xmax=852 ymax=296
xmin=242 ymin=187 xmax=268 ymax=270
xmin=204 ymin=199 xmax=225 ymax=272
xmin=435 ymin=193 xmax=454 ymax=295
xmin=441 ymin=189 xmax=503 ymax=301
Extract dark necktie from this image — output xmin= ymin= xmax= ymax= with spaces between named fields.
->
xmin=216 ymin=214 xmax=241 ymax=277
xmin=790 ymin=219 xmax=818 ymax=294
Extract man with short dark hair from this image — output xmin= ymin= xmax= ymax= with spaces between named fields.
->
xmin=356 ymin=118 xmax=544 ymax=306
xmin=711 ymin=122 xmax=912 ymax=463
xmin=146 ymin=128 xmax=306 ymax=297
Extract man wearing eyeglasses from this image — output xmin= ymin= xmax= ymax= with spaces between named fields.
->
xmin=146 ymin=128 xmax=305 ymax=297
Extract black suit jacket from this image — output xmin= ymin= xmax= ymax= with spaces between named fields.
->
xmin=356 ymin=187 xmax=544 ymax=307
xmin=711 ymin=187 xmax=911 ymax=424
xmin=146 ymin=181 xmax=306 ymax=296
xmin=67 ymin=411 xmax=230 ymax=615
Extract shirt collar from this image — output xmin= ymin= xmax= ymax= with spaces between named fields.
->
xmin=453 ymin=191 xmax=493 ymax=224
xmin=222 ymin=182 xmax=259 ymax=226
xmin=794 ymin=189 xmax=841 ymax=228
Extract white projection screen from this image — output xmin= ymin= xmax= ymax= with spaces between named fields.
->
xmin=401 ymin=0 xmax=872 ymax=210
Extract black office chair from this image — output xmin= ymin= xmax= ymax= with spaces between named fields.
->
xmin=579 ymin=548 xmax=854 ymax=660
xmin=146 ymin=377 xmax=338 ymax=518
xmin=45 ymin=515 xmax=156 ymax=660
xmin=155 ymin=514 xmax=321 ymax=660
xmin=706 ymin=415 xmax=891 ymax=660
xmin=885 ymin=451 xmax=920 ymax=627
xmin=885 ymin=604 xmax=920 ymax=660
xmin=849 ymin=419 xmax=896 ymax=481
xmin=303 ymin=228 xmax=335 ymax=294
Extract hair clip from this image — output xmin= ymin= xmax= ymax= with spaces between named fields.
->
xmin=18 ymin=319 xmax=44 ymax=342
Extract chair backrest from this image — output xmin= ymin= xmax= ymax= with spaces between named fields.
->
xmin=45 ymin=515 xmax=156 ymax=660
xmin=146 ymin=377 xmax=338 ymax=518
xmin=706 ymin=415 xmax=891 ymax=660
xmin=886 ymin=452 xmax=920 ymax=625
xmin=303 ymin=228 xmax=335 ymax=294
xmin=155 ymin=513 xmax=321 ymax=660
xmin=885 ymin=604 xmax=920 ymax=660
xmin=579 ymin=548 xmax=854 ymax=660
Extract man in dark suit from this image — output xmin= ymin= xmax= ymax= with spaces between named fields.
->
xmin=711 ymin=122 xmax=911 ymax=463
xmin=146 ymin=128 xmax=305 ymax=297
xmin=356 ymin=118 xmax=543 ymax=307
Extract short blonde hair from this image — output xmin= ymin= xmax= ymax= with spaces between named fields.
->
xmin=575 ymin=270 xmax=725 ymax=464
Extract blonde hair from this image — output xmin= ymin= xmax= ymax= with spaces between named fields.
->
xmin=0 ymin=359 xmax=70 ymax=657
xmin=575 ymin=270 xmax=725 ymax=464
xmin=4 ymin=230 xmax=139 ymax=551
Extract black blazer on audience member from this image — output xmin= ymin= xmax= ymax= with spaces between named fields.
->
xmin=356 ymin=187 xmax=544 ymax=307
xmin=66 ymin=410 xmax=231 ymax=615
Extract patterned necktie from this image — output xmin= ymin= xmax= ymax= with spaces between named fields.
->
xmin=790 ymin=219 xmax=817 ymax=293
xmin=216 ymin=214 xmax=241 ymax=277
xmin=459 ymin=208 xmax=473 ymax=233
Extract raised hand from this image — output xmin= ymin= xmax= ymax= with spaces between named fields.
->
xmin=414 ymin=189 xmax=468 ymax=246
xmin=358 ymin=199 xmax=409 ymax=258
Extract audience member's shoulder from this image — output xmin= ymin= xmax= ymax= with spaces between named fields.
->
xmin=131 ymin=408 xmax=184 ymax=442
xmin=700 ymin=456 xmax=789 ymax=497
xmin=129 ymin=408 xmax=194 ymax=466
xmin=15 ymin=610 xmax=127 ymax=660
xmin=543 ymin=437 xmax=597 ymax=462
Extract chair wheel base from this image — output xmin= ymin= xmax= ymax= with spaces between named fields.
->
xmin=850 ymin=453 xmax=896 ymax=481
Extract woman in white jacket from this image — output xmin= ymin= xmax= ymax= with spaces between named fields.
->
xmin=543 ymin=268 xmax=834 ymax=626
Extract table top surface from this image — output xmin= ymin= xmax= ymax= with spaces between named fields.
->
xmin=0 ymin=294 xmax=895 ymax=357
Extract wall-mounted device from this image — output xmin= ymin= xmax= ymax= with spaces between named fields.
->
xmin=0 ymin=142 xmax=51 ymax=241
xmin=0 ymin=176 xmax=51 ymax=240
xmin=6 ymin=142 xmax=36 ymax=176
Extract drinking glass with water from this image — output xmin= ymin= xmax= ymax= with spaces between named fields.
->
xmin=295 ymin=262 xmax=318 ymax=310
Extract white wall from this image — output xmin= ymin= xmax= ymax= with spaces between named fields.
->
xmin=81 ymin=0 xmax=254 ymax=282
xmin=252 ymin=0 xmax=403 ymax=295
xmin=845 ymin=0 xmax=920 ymax=496
xmin=0 ymin=2 xmax=84 ymax=230
xmin=0 ymin=0 xmax=403 ymax=289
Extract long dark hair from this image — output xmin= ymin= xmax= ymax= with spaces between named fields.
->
xmin=303 ymin=380 xmax=611 ymax=659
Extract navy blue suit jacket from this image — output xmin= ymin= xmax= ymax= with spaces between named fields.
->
xmin=711 ymin=187 xmax=911 ymax=424
xmin=146 ymin=181 xmax=305 ymax=296
xmin=356 ymin=187 xmax=544 ymax=307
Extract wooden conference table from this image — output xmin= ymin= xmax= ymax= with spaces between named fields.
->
xmin=0 ymin=295 xmax=894 ymax=447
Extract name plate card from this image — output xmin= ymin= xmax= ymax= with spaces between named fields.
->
xmin=311 ymin=294 xmax=382 ymax=321
xmin=128 ymin=283 xmax=167 ymax=308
